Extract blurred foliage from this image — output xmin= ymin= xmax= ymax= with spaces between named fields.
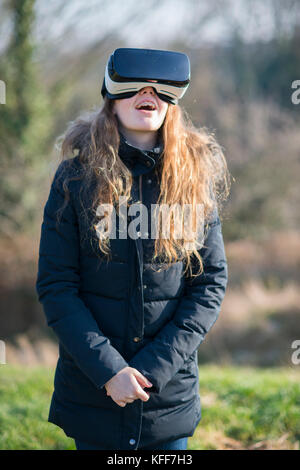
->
xmin=182 ymin=27 xmax=300 ymax=240
xmin=0 ymin=0 xmax=57 ymax=237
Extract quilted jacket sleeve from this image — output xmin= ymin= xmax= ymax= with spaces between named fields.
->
xmin=129 ymin=206 xmax=228 ymax=394
xmin=35 ymin=161 xmax=129 ymax=389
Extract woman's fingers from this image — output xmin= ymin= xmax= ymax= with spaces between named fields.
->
xmin=133 ymin=370 xmax=153 ymax=388
xmin=117 ymin=400 xmax=127 ymax=407
xmin=117 ymin=398 xmax=134 ymax=406
xmin=135 ymin=383 xmax=150 ymax=401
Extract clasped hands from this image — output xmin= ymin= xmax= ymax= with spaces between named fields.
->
xmin=104 ymin=366 xmax=153 ymax=407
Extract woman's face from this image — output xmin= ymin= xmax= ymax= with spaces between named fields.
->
xmin=112 ymin=86 xmax=169 ymax=133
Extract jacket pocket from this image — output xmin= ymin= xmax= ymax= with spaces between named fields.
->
xmin=55 ymin=357 xmax=117 ymax=409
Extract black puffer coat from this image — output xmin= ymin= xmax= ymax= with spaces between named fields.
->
xmin=35 ymin=132 xmax=228 ymax=450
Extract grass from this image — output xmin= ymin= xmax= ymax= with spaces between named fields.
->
xmin=0 ymin=365 xmax=299 ymax=450
xmin=193 ymin=365 xmax=300 ymax=450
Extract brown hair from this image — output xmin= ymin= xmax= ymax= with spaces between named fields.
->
xmin=55 ymin=97 xmax=231 ymax=277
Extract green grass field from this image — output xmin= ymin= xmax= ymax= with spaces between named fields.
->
xmin=0 ymin=365 xmax=299 ymax=450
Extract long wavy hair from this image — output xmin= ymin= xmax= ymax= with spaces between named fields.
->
xmin=55 ymin=96 xmax=231 ymax=277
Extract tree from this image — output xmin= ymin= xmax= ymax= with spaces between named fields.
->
xmin=0 ymin=0 xmax=54 ymax=237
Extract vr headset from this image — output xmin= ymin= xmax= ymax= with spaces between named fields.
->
xmin=101 ymin=48 xmax=190 ymax=105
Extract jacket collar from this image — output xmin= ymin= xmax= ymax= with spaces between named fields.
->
xmin=118 ymin=131 xmax=163 ymax=176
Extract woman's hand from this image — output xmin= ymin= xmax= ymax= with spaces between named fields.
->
xmin=104 ymin=366 xmax=153 ymax=407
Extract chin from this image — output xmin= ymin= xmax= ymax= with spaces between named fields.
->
xmin=134 ymin=122 xmax=159 ymax=131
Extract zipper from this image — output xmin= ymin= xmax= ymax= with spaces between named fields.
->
xmin=139 ymin=174 xmax=143 ymax=203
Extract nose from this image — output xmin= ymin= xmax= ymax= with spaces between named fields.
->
xmin=139 ymin=86 xmax=155 ymax=95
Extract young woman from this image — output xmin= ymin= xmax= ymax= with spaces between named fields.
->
xmin=36 ymin=48 xmax=230 ymax=450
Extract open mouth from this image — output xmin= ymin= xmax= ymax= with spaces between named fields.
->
xmin=135 ymin=102 xmax=157 ymax=113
